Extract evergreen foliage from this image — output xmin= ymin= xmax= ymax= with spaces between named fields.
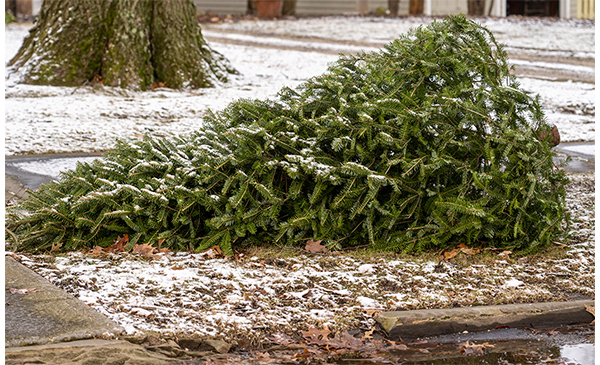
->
xmin=6 ymin=15 xmax=569 ymax=254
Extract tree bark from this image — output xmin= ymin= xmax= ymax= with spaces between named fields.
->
xmin=8 ymin=0 xmax=236 ymax=90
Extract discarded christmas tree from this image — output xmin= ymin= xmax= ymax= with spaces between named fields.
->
xmin=6 ymin=15 xmax=569 ymax=254
xmin=8 ymin=0 xmax=236 ymax=90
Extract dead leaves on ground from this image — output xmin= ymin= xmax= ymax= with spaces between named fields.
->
xmin=268 ymin=325 xmax=429 ymax=357
xmin=459 ymin=340 xmax=495 ymax=355
xmin=439 ymin=244 xmax=529 ymax=264
xmin=132 ymin=243 xmax=158 ymax=257
xmin=439 ymin=243 xmax=482 ymax=260
xmin=87 ymin=235 xmax=228 ymax=261
xmin=305 ymin=239 xmax=329 ymax=254
xmin=7 ymin=287 xmax=39 ymax=294
xmin=88 ymin=235 xmax=170 ymax=259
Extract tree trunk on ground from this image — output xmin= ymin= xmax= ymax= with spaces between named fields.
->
xmin=8 ymin=0 xmax=236 ymax=90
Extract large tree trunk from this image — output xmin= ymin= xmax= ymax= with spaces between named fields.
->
xmin=8 ymin=0 xmax=236 ymax=90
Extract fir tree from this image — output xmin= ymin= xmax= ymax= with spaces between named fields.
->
xmin=6 ymin=15 xmax=569 ymax=254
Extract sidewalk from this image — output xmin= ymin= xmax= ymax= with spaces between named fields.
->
xmin=5 ymin=256 xmax=187 ymax=364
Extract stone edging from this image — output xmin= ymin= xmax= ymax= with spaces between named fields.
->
xmin=375 ymin=300 xmax=595 ymax=340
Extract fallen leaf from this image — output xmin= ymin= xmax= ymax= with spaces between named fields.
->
xmin=200 ymin=245 xmax=223 ymax=259
xmin=301 ymin=325 xmax=331 ymax=344
xmin=384 ymin=339 xmax=409 ymax=350
xmin=518 ymin=257 xmax=529 ymax=264
xmin=8 ymin=287 xmax=39 ymax=294
xmin=363 ymin=329 xmax=375 ymax=339
xmin=89 ymin=245 xmax=106 ymax=256
xmin=249 ymin=351 xmax=271 ymax=359
xmin=498 ymin=250 xmax=512 ymax=257
xmin=457 ymin=243 xmax=481 ymax=255
xmin=443 ymin=248 xmax=460 ymax=260
xmin=336 ymin=331 xmax=363 ymax=348
xmin=132 ymin=243 xmax=157 ymax=257
xmin=459 ymin=340 xmax=495 ymax=355
xmin=267 ymin=332 xmax=295 ymax=345
xmin=170 ymin=264 xmax=185 ymax=270
xmin=305 ymin=239 xmax=328 ymax=253
xmin=552 ymin=241 xmax=567 ymax=247
xmin=106 ymin=234 xmax=129 ymax=253
xmin=365 ymin=308 xmax=385 ymax=316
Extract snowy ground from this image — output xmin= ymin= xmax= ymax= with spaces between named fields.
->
xmin=7 ymin=171 xmax=595 ymax=346
xmin=4 ymin=16 xmax=595 ymax=156
xmin=3 ymin=16 xmax=595 ymax=350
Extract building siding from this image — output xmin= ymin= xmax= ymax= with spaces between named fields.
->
xmin=193 ymin=0 xmax=580 ymax=17
xmin=194 ymin=0 xmax=248 ymax=15
xmin=430 ymin=0 xmax=469 ymax=14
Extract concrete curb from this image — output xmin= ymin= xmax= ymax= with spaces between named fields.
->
xmin=5 ymin=256 xmax=124 ymax=347
xmin=375 ymin=300 xmax=595 ymax=340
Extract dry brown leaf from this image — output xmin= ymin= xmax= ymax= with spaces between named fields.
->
xmin=8 ymin=287 xmax=39 ymax=294
xmin=170 ymin=264 xmax=185 ymax=270
xmin=305 ymin=239 xmax=328 ymax=253
xmin=443 ymin=248 xmax=460 ymax=260
xmin=89 ymin=245 xmax=106 ymax=256
xmin=365 ymin=308 xmax=385 ymax=316
xmin=363 ymin=329 xmax=375 ymax=339
xmin=498 ymin=250 xmax=512 ymax=257
xmin=201 ymin=245 xmax=223 ymax=259
xmin=132 ymin=243 xmax=157 ymax=257
xmin=301 ymin=325 xmax=331 ymax=344
xmin=458 ymin=243 xmax=481 ymax=255
xmin=384 ymin=339 xmax=409 ymax=351
xmin=106 ymin=234 xmax=129 ymax=253
xmin=336 ymin=331 xmax=363 ymax=348
xmin=267 ymin=332 xmax=295 ymax=345
xmin=459 ymin=340 xmax=495 ymax=355
xmin=440 ymin=244 xmax=482 ymax=260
